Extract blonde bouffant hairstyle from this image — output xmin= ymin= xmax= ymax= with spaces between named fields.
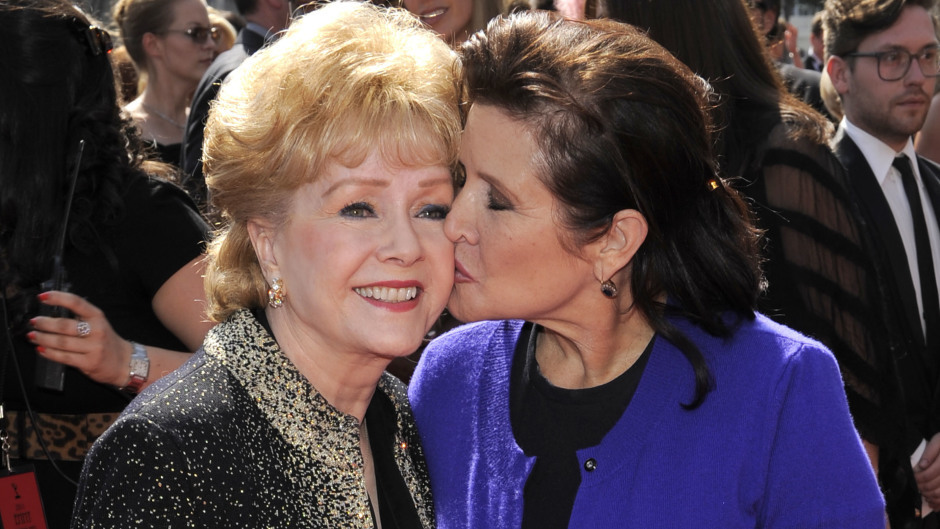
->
xmin=202 ymin=1 xmax=462 ymax=322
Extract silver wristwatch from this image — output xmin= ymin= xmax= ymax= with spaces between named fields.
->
xmin=120 ymin=341 xmax=150 ymax=393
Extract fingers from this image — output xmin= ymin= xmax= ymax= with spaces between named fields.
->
xmin=26 ymin=326 xmax=92 ymax=362
xmin=916 ymin=434 xmax=940 ymax=508
xmin=784 ymin=29 xmax=797 ymax=50
xmin=926 ymin=495 xmax=940 ymax=513
xmin=31 ymin=315 xmax=95 ymax=340
xmin=37 ymin=290 xmax=104 ymax=322
xmin=917 ymin=434 xmax=940 ymax=472
xmin=31 ymin=290 xmax=106 ymax=344
xmin=27 ymin=326 xmax=131 ymax=387
xmin=28 ymin=291 xmax=131 ymax=386
xmin=920 ymin=478 xmax=940 ymax=511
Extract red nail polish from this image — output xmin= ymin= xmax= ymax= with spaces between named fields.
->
xmin=38 ymin=292 xmax=50 ymax=301
xmin=36 ymin=346 xmax=45 ymax=353
xmin=29 ymin=318 xmax=37 ymax=326
xmin=27 ymin=331 xmax=36 ymax=341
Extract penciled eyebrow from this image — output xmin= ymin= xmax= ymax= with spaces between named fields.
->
xmin=323 ymin=175 xmax=453 ymax=196
xmin=419 ymin=176 xmax=454 ymax=188
xmin=477 ymin=170 xmax=518 ymax=202
xmin=323 ymin=178 xmax=390 ymax=196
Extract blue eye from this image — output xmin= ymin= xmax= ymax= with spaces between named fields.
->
xmin=417 ymin=204 xmax=450 ymax=220
xmin=340 ymin=202 xmax=376 ymax=218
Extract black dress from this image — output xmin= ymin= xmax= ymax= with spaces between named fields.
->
xmin=3 ymin=174 xmax=208 ymax=529
xmin=729 ymin=108 xmax=894 ymax=455
xmin=152 ymin=141 xmax=182 ymax=168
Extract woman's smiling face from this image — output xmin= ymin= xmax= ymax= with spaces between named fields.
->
xmin=403 ymin=0 xmax=473 ymax=44
xmin=253 ymin=148 xmax=455 ymax=359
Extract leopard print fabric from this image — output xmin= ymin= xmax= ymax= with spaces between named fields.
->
xmin=5 ymin=411 xmax=117 ymax=461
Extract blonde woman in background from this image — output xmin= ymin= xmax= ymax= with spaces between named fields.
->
xmin=113 ymin=0 xmax=216 ymax=166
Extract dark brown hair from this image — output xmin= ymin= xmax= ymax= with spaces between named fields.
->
xmin=812 ymin=9 xmax=825 ymax=38
xmin=587 ymin=0 xmax=832 ymax=178
xmin=461 ymin=10 xmax=763 ymax=406
xmin=823 ymin=0 xmax=937 ymax=58
xmin=0 ymin=0 xmax=160 ymax=327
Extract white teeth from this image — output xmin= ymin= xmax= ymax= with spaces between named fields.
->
xmin=420 ymin=8 xmax=446 ymax=19
xmin=355 ymin=286 xmax=418 ymax=302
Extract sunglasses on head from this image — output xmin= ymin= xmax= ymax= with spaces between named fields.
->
xmin=162 ymin=26 xmax=220 ymax=44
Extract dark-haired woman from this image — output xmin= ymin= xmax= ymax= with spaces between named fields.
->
xmin=409 ymin=11 xmax=885 ymax=528
xmin=590 ymin=0 xmax=898 ymax=497
xmin=0 ymin=1 xmax=211 ymax=525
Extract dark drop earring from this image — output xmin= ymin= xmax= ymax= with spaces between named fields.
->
xmin=600 ymin=279 xmax=618 ymax=299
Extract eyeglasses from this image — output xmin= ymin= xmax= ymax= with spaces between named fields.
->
xmin=844 ymin=47 xmax=940 ymax=81
xmin=161 ymin=26 xmax=219 ymax=44
xmin=750 ymin=1 xmax=768 ymax=11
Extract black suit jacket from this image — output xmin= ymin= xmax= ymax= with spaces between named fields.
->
xmin=778 ymin=62 xmax=833 ymax=122
xmin=833 ymin=126 xmax=940 ymax=369
xmin=180 ymin=28 xmax=266 ymax=211
xmin=833 ymin=125 xmax=940 ymax=525
xmin=803 ymin=53 xmax=823 ymax=72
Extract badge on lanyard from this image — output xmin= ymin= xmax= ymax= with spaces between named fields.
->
xmin=0 ymin=465 xmax=49 ymax=529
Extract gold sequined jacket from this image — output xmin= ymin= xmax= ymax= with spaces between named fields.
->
xmin=71 ymin=309 xmax=434 ymax=528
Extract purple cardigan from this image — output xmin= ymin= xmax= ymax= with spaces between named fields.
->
xmin=409 ymin=314 xmax=886 ymax=528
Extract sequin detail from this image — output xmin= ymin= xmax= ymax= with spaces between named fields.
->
xmin=72 ymin=309 xmax=434 ymax=528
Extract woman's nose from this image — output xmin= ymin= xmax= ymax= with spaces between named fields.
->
xmin=444 ymin=187 xmax=478 ymax=245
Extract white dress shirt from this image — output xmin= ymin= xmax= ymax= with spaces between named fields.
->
xmin=844 ymin=118 xmax=940 ymax=338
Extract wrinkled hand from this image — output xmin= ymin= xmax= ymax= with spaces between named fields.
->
xmin=915 ymin=432 xmax=940 ymax=511
xmin=28 ymin=290 xmax=132 ymax=388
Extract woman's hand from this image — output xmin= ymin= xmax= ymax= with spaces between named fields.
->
xmin=915 ymin=432 xmax=940 ymax=511
xmin=28 ymin=290 xmax=133 ymax=388
xmin=783 ymin=23 xmax=803 ymax=68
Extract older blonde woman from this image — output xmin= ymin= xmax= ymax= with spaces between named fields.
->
xmin=73 ymin=2 xmax=461 ymax=527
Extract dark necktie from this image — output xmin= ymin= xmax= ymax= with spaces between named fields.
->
xmin=894 ymin=154 xmax=940 ymax=350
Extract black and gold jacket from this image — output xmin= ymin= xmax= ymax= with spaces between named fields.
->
xmin=72 ymin=309 xmax=434 ymax=528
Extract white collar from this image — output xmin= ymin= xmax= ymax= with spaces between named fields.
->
xmin=842 ymin=117 xmax=919 ymax=185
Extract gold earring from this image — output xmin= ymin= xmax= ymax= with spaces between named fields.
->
xmin=268 ymin=278 xmax=286 ymax=308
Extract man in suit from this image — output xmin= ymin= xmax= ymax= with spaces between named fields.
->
xmin=180 ymin=0 xmax=296 ymax=213
xmin=826 ymin=0 xmax=940 ymax=526
xmin=802 ymin=10 xmax=825 ymax=72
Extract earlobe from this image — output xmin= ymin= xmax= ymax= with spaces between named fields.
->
xmin=247 ymin=219 xmax=279 ymax=279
